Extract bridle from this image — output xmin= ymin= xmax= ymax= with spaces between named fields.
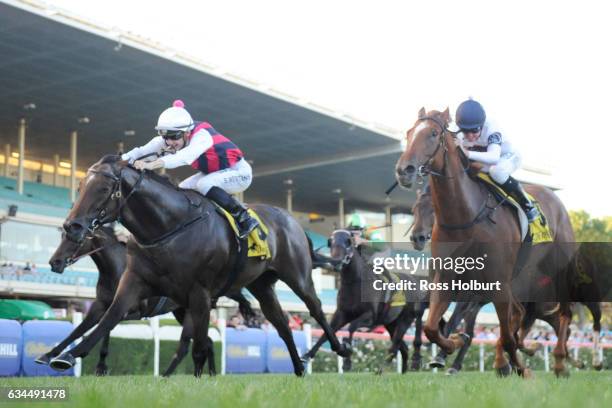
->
xmin=78 ymin=166 xmax=145 ymax=239
xmin=329 ymin=229 xmax=356 ymax=271
xmin=411 ymin=115 xmax=469 ymax=183
xmin=64 ymin=232 xmax=121 ymax=267
xmin=405 ymin=115 xmax=496 ymax=231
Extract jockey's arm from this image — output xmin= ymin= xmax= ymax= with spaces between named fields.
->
xmin=467 ymin=143 xmax=501 ymax=165
xmin=121 ymin=136 xmax=166 ymax=163
xmin=160 ymin=129 xmax=213 ymax=169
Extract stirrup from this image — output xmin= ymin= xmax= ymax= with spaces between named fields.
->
xmin=525 ymin=206 xmax=540 ymax=223
xmin=238 ymin=217 xmax=259 ymax=239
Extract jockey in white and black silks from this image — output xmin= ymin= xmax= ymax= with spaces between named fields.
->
xmin=121 ymin=100 xmax=259 ymax=238
xmin=455 ymin=99 xmax=540 ymax=222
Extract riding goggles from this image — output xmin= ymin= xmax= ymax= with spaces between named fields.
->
xmin=157 ymin=129 xmax=186 ymax=140
xmin=460 ymin=127 xmax=481 ymax=135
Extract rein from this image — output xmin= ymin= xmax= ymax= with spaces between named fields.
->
xmin=80 ymin=165 xmax=207 ymax=247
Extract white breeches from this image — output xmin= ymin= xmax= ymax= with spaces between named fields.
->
xmin=486 ymin=152 xmax=522 ymax=184
xmin=179 ymin=159 xmax=252 ymax=195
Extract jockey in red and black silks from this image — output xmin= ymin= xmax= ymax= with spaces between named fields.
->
xmin=122 ymin=100 xmax=258 ymax=238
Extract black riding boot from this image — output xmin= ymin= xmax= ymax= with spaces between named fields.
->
xmin=206 ymin=186 xmax=259 ymax=239
xmin=499 ymin=177 xmax=539 ymax=222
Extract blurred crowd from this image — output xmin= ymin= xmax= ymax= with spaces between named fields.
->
xmin=0 ymin=261 xmax=38 ymax=279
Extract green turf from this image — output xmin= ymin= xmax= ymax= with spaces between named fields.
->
xmin=0 ymin=371 xmax=609 ymax=408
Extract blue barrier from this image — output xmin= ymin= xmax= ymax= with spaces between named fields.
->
xmin=225 ymin=328 xmax=308 ymax=374
xmin=225 ymin=328 xmax=267 ymax=373
xmin=21 ymin=320 xmax=74 ymax=376
xmin=0 ymin=319 xmax=22 ymax=376
xmin=266 ymin=330 xmax=307 ymax=373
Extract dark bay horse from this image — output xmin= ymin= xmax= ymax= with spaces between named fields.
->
xmin=49 ymin=155 xmax=348 ymax=376
xmin=39 ymin=225 xmax=254 ymax=376
xmin=395 ymin=108 xmax=576 ymax=377
xmin=411 ymin=176 xmax=604 ymax=373
xmin=302 ymin=229 xmax=433 ymax=373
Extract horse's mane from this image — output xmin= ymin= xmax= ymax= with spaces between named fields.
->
xmin=97 ymin=154 xmax=122 ymax=165
xmin=144 ymin=170 xmax=179 ymax=189
xmin=94 ymin=154 xmax=180 ymax=189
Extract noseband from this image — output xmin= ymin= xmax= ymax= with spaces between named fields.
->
xmin=66 ymin=166 xmax=145 ymax=244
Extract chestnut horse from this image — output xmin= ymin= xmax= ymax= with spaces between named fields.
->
xmin=410 ymin=185 xmax=604 ymax=373
xmin=395 ymin=108 xmax=575 ymax=377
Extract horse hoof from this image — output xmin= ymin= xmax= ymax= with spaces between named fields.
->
xmin=342 ymin=358 xmax=352 ymax=372
xmin=446 ymin=367 xmax=459 ymax=376
xmin=571 ymin=360 xmax=585 ymax=369
xmin=593 ymin=363 xmax=603 ymax=371
xmin=301 ymin=352 xmax=313 ymax=362
xmin=375 ymin=367 xmax=384 ymax=376
xmin=35 ymin=353 xmax=51 ymax=366
xmin=522 ymin=368 xmax=534 ymax=379
xmin=49 ymin=353 xmax=76 ymax=372
xmin=95 ymin=365 xmax=108 ymax=376
xmin=428 ymin=355 xmax=446 ymax=369
xmin=554 ymin=368 xmax=570 ymax=378
xmin=496 ymin=364 xmax=512 ymax=377
xmin=338 ymin=344 xmax=352 ymax=358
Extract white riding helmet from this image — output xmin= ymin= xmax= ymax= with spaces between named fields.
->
xmin=155 ymin=100 xmax=194 ymax=131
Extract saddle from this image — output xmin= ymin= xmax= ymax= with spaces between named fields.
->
xmin=212 ymin=204 xmax=271 ymax=260
xmin=474 ymin=173 xmax=553 ymax=245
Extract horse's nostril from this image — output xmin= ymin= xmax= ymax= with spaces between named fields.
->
xmin=68 ymin=222 xmax=84 ymax=233
xmin=418 ymin=236 xmax=426 ymax=242
xmin=405 ymin=165 xmax=416 ymax=174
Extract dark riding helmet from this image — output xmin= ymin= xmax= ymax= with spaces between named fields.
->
xmin=456 ymin=99 xmax=486 ymax=131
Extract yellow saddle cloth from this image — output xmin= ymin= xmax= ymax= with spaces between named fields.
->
xmin=475 ymin=173 xmax=553 ymax=245
xmin=381 ymin=272 xmax=406 ymax=307
xmin=215 ymin=206 xmax=271 ymax=260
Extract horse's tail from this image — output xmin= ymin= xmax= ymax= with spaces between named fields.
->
xmin=306 ymin=233 xmax=333 ymax=269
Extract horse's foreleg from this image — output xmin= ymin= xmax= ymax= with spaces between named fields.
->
xmin=248 ymin=278 xmax=304 ymax=377
xmin=586 ymin=302 xmax=603 ymax=370
xmin=448 ymin=305 xmax=479 ymax=374
xmin=342 ymin=322 xmax=360 ymax=372
xmin=493 ymin=301 xmax=527 ymax=377
xmin=49 ymin=272 xmax=147 ymax=372
xmin=411 ymin=308 xmax=424 ymax=371
xmin=302 ymin=310 xmax=349 ymax=360
xmin=553 ymin=303 xmax=572 ymax=377
xmin=162 ymin=313 xmax=192 ymax=377
xmin=291 ymin=279 xmax=350 ymax=358
xmin=206 ymin=336 xmax=216 ymax=376
xmin=95 ymin=334 xmax=111 ymax=376
xmin=517 ymin=303 xmax=539 ymax=356
xmin=424 ymin=277 xmax=464 ymax=355
xmin=36 ymin=300 xmax=107 ymax=365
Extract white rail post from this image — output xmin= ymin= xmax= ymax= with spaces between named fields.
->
xmin=396 ymin=350 xmax=402 ymax=374
xmin=151 ymin=316 xmax=160 ymax=376
xmin=479 ymin=342 xmax=485 ymax=372
xmin=431 ymin=343 xmax=438 ymax=373
xmin=218 ymin=318 xmax=227 ymax=375
xmin=544 ymin=344 xmax=550 ymax=372
xmin=304 ymin=324 xmax=312 ymax=374
xmin=72 ymin=312 xmax=83 ymax=378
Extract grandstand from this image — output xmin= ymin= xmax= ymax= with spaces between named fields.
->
xmin=0 ymin=0 xmax=559 ymax=322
